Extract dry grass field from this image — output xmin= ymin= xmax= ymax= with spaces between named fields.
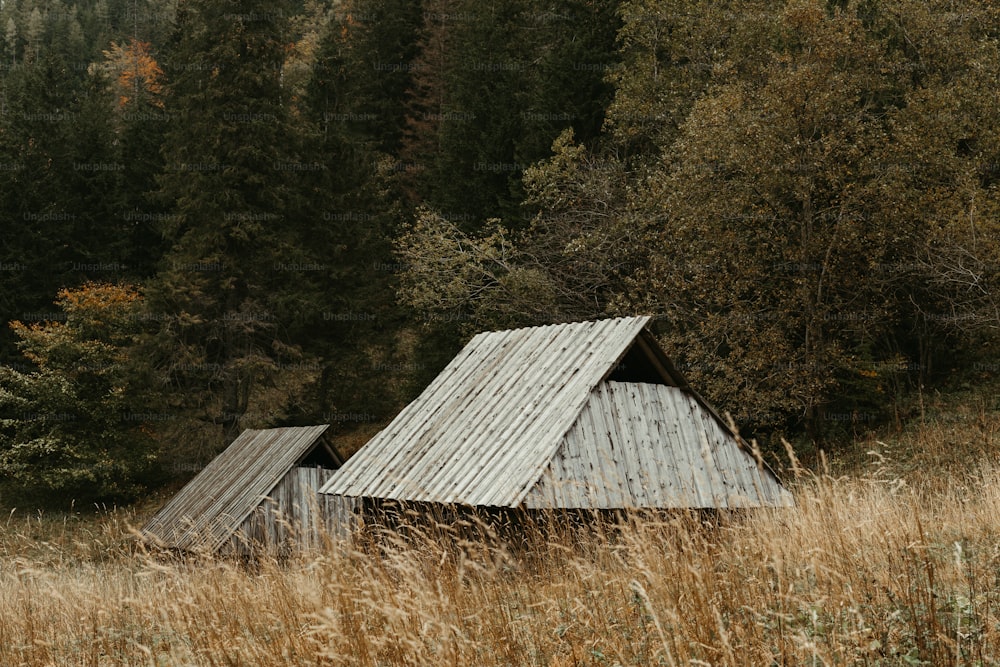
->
xmin=3 ymin=396 xmax=1000 ymax=666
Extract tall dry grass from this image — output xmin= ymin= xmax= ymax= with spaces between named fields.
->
xmin=2 ymin=457 xmax=1000 ymax=666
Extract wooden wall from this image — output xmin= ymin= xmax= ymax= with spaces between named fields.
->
xmin=224 ymin=466 xmax=358 ymax=555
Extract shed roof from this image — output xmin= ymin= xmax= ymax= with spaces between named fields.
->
xmin=320 ymin=317 xmax=791 ymax=508
xmin=143 ymin=425 xmax=338 ymax=552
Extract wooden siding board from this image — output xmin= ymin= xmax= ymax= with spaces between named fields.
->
xmin=651 ymin=387 xmax=698 ymax=506
xmin=599 ymin=383 xmax=632 ymax=506
xmin=210 ymin=466 xmax=353 ymax=555
xmin=697 ymin=408 xmax=743 ymax=506
xmin=683 ymin=388 xmax=789 ymax=507
xmin=528 ymin=407 xmax=592 ymax=509
xmin=642 ymin=385 xmax=684 ymax=505
xmin=701 ymin=408 xmax=773 ymax=506
xmin=580 ymin=391 xmax=616 ymax=507
xmin=621 ymin=383 xmax=659 ymax=505
xmin=630 ymin=383 xmax=667 ymax=506
xmin=684 ymin=391 xmax=727 ymax=507
xmin=651 ymin=383 xmax=689 ymax=504
xmin=525 ymin=381 xmax=790 ymax=510
xmin=697 ymin=407 xmax=757 ymax=507
xmin=531 ymin=418 xmax=585 ymax=508
xmin=599 ymin=382 xmax=638 ymax=507
xmin=553 ymin=428 xmax=582 ymax=506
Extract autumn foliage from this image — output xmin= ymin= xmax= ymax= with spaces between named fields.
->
xmin=100 ymin=39 xmax=164 ymax=108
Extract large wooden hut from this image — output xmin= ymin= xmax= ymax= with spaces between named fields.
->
xmin=143 ymin=425 xmax=353 ymax=554
xmin=319 ymin=316 xmax=793 ymax=512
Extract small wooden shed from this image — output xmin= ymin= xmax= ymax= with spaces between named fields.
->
xmin=142 ymin=425 xmax=353 ymax=554
xmin=320 ymin=316 xmax=793 ymax=511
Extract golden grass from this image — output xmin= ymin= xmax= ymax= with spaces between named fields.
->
xmin=0 ymin=458 xmax=999 ymax=666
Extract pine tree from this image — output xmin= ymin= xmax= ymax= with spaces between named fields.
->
xmin=0 ymin=283 xmax=157 ymax=505
xmin=148 ymin=0 xmax=316 ymax=448
xmin=0 ymin=53 xmax=130 ymax=365
xmin=297 ymin=0 xmax=417 ymax=429
xmin=4 ymin=16 xmax=16 ymax=66
xmin=413 ymin=0 xmax=621 ymax=229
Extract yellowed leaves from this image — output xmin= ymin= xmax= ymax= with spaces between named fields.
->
xmin=100 ymin=39 xmax=164 ymax=108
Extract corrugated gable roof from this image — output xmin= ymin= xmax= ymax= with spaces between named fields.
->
xmin=142 ymin=424 xmax=330 ymax=552
xmin=321 ymin=317 xmax=651 ymax=506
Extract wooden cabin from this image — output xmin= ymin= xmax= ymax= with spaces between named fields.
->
xmin=142 ymin=425 xmax=354 ymax=555
xmin=319 ymin=316 xmax=793 ymax=514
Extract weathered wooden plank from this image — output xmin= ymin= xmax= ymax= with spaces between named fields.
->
xmin=474 ymin=317 xmax=622 ymax=505
xmin=617 ymin=383 xmax=654 ymax=506
xmin=423 ymin=323 xmax=576 ymax=502
xmin=697 ymin=406 xmax=756 ymax=507
xmin=483 ymin=317 xmax=647 ymax=507
xmin=524 ymin=381 xmax=794 ymax=510
xmin=578 ymin=389 xmax=616 ymax=508
xmin=329 ymin=328 xmax=511 ymax=494
xmin=630 ymin=382 xmax=669 ymax=506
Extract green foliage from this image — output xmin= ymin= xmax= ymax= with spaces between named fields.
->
xmin=395 ymin=207 xmax=554 ymax=332
xmin=317 ymin=0 xmax=423 ymax=156
xmin=415 ymin=0 xmax=621 ymax=227
xmin=620 ymin=0 xmax=1000 ymax=435
xmin=520 ymin=129 xmax=634 ymax=319
xmin=395 ymin=0 xmax=1000 ymax=444
xmin=5 ymin=0 xmax=1000 ymax=492
xmin=395 ymin=130 xmax=635 ymax=330
xmin=299 ymin=4 xmax=418 ymax=430
xmin=0 ymin=284 xmax=156 ymax=504
xmin=147 ymin=0 xmax=317 ymax=447
xmin=0 ymin=52 xmax=139 ymax=366
xmin=606 ymin=0 xmax=778 ymax=161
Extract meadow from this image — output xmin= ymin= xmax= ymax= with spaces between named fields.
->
xmin=2 ymin=395 xmax=1000 ymax=666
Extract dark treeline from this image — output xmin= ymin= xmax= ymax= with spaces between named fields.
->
xmin=0 ymin=0 xmax=997 ymax=504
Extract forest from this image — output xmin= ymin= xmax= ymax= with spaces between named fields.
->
xmin=1 ymin=0 xmax=999 ymax=505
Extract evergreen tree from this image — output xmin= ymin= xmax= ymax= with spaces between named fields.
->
xmin=148 ymin=0 xmax=316 ymax=448
xmin=0 ymin=53 xmax=130 ymax=365
xmin=420 ymin=0 xmax=533 ymax=226
xmin=100 ymin=38 xmax=170 ymax=278
xmin=308 ymin=0 xmax=422 ymax=158
xmin=0 ymin=283 xmax=156 ymax=505
xmin=299 ymin=0 xmax=417 ymax=429
xmin=412 ymin=0 xmax=621 ymax=229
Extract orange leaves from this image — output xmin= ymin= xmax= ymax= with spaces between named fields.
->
xmin=57 ymin=281 xmax=141 ymax=315
xmin=9 ymin=283 xmax=143 ymax=366
xmin=100 ymin=39 xmax=164 ymax=108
